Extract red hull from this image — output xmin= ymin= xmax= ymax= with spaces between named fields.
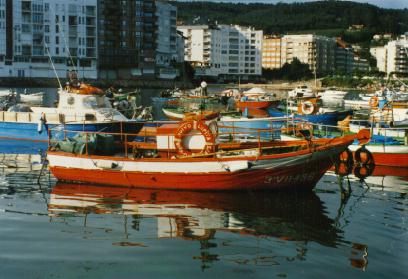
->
xmin=236 ymin=100 xmax=276 ymax=109
xmin=50 ymin=160 xmax=332 ymax=191
xmin=370 ymin=153 xmax=408 ymax=168
xmin=351 ymin=151 xmax=408 ymax=168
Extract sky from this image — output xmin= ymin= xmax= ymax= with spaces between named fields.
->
xmin=179 ymin=0 xmax=408 ymax=10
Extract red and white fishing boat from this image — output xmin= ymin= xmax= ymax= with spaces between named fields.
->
xmin=348 ymin=144 xmax=408 ymax=168
xmin=47 ymin=118 xmax=370 ymax=191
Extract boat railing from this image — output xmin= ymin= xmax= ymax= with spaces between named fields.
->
xmin=305 ymin=119 xmax=408 ymax=146
xmin=48 ymin=119 xmax=300 ymax=158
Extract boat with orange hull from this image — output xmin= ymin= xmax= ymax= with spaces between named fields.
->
xmin=47 ymin=118 xmax=370 ymax=191
xmin=236 ymin=100 xmax=277 ymax=109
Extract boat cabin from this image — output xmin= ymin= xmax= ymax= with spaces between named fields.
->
xmin=29 ymin=87 xmax=129 ymax=123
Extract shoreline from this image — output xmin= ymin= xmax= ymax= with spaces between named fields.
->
xmin=0 ymin=77 xmax=194 ymax=90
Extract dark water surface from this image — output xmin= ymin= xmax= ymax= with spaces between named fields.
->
xmin=0 ymin=155 xmax=407 ymax=279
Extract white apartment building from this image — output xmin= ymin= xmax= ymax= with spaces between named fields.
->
xmin=177 ymin=24 xmax=263 ymax=79
xmin=370 ymin=35 xmax=408 ymax=75
xmin=0 ymin=0 xmax=97 ymax=79
xmin=370 ymin=46 xmax=387 ymax=72
xmin=281 ymin=34 xmax=336 ymax=75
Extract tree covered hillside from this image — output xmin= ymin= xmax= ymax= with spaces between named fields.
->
xmin=175 ymin=1 xmax=408 ymax=43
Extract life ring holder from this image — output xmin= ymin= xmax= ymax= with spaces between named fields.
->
xmin=174 ymin=120 xmax=216 ymax=157
xmin=301 ymin=101 xmax=315 ymax=115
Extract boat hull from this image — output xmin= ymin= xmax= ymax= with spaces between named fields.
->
xmin=48 ymin=144 xmax=346 ymax=191
xmin=236 ymin=100 xmax=276 ymax=109
xmin=268 ymin=109 xmax=352 ymax=125
xmin=0 ymin=121 xmax=144 ymax=143
xmin=349 ymin=144 xmax=408 ymax=167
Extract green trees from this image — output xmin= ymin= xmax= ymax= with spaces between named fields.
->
xmin=263 ymin=58 xmax=313 ymax=81
xmin=175 ymin=1 xmax=408 ymax=44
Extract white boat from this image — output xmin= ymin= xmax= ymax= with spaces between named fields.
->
xmin=19 ymin=92 xmax=44 ymax=104
xmin=0 ymin=83 xmax=144 ymax=144
xmin=0 ymin=89 xmax=13 ymax=97
xmin=288 ymin=85 xmax=315 ymax=98
xmin=318 ymin=88 xmax=348 ymax=100
xmin=349 ymin=123 xmax=407 ymax=138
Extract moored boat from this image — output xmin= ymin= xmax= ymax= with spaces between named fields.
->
xmin=288 ymin=85 xmax=315 ymax=98
xmin=0 ymin=82 xmax=144 ymax=145
xmin=47 ymin=118 xmax=369 ymax=191
xmin=268 ymin=97 xmax=353 ymax=125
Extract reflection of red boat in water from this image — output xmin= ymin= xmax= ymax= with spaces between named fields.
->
xmin=49 ymin=183 xmax=340 ymax=245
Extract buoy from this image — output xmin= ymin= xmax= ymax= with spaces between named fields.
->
xmin=355 ymin=146 xmax=374 ymax=165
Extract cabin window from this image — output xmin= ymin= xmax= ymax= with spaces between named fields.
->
xmin=67 ymin=96 xmax=75 ymax=105
xmin=85 ymin=114 xmax=96 ymax=121
xmin=83 ymin=96 xmax=107 ymax=108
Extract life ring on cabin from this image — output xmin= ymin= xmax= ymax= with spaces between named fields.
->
xmin=369 ymin=96 xmax=379 ymax=108
xmin=174 ymin=120 xmax=216 ymax=157
xmin=301 ymin=101 xmax=316 ymax=115
xmin=69 ymin=83 xmax=104 ymax=95
xmin=354 ymin=146 xmax=374 ymax=165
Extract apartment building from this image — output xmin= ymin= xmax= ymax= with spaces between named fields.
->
xmin=97 ymin=0 xmax=156 ymax=79
xmin=0 ymin=0 xmax=98 ymax=79
xmin=370 ymin=34 xmax=408 ymax=75
xmin=280 ymin=34 xmax=336 ymax=75
xmin=178 ymin=24 xmax=263 ymax=79
xmin=156 ymin=1 xmax=177 ymax=67
xmin=155 ymin=0 xmax=178 ymax=79
xmin=0 ymin=0 xmax=5 ymax=61
xmin=262 ymin=35 xmax=282 ymax=69
xmin=370 ymin=46 xmax=387 ymax=72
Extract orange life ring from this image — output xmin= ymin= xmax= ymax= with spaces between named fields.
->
xmin=174 ymin=120 xmax=216 ymax=156
xmin=301 ymin=101 xmax=315 ymax=115
xmin=369 ymin=96 xmax=379 ymax=108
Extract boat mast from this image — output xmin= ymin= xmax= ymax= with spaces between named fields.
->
xmin=44 ymin=40 xmax=63 ymax=90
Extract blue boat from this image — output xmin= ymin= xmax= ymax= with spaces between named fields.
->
xmin=268 ymin=108 xmax=353 ymax=126
xmin=268 ymin=97 xmax=353 ymax=126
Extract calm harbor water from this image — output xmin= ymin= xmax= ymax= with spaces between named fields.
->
xmin=0 ymin=86 xmax=407 ymax=278
xmin=0 ymin=155 xmax=407 ymax=278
